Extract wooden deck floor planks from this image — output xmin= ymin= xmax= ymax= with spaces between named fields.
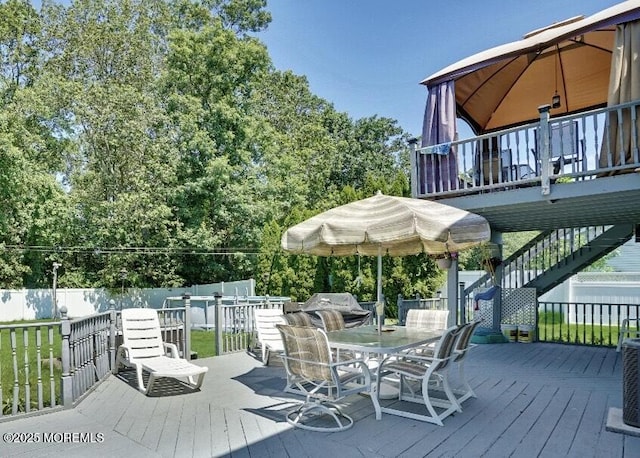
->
xmin=3 ymin=341 xmax=639 ymax=457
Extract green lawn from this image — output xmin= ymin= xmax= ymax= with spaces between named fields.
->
xmin=537 ymin=323 xmax=625 ymax=346
xmin=190 ymin=329 xmax=255 ymax=358
xmin=190 ymin=329 xmax=217 ymax=358
xmin=536 ymin=310 xmax=627 ymax=346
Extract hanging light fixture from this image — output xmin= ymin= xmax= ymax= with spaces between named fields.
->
xmin=552 ymin=45 xmax=561 ymax=109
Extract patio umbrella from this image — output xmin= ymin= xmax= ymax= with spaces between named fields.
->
xmin=421 ymin=1 xmax=640 ymax=133
xmin=281 ymin=192 xmax=491 ymax=303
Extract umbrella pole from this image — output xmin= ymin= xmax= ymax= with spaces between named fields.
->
xmin=376 ymin=246 xmax=384 ymax=333
xmin=377 ymin=246 xmax=382 ymax=303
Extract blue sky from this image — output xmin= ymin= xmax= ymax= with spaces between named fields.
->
xmin=258 ymin=0 xmax=623 ymax=137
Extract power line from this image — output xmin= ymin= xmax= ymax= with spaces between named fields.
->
xmin=2 ymin=245 xmax=262 ymax=256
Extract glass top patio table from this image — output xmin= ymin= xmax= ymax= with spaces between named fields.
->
xmin=326 ymin=325 xmax=443 ymax=354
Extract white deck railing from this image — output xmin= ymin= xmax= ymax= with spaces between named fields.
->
xmin=411 ymin=101 xmax=640 ymax=198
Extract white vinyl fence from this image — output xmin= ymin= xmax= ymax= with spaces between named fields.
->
xmin=0 ymin=279 xmax=255 ymax=321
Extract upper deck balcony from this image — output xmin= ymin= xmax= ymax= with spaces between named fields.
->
xmin=413 ymin=2 xmax=640 ymax=234
xmin=410 ymin=102 xmax=640 ymax=233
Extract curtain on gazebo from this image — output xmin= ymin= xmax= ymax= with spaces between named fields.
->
xmin=599 ymin=19 xmax=640 ymax=174
xmin=420 ymin=81 xmax=458 ymax=193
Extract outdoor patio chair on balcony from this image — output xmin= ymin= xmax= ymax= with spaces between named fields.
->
xmin=115 ymin=308 xmax=208 ymax=395
xmin=253 ymin=308 xmax=287 ymax=365
xmin=376 ymin=325 xmax=463 ymax=426
xmin=276 ymin=324 xmax=376 ymax=432
xmin=472 ymin=135 xmax=526 ymax=186
xmin=533 ymin=120 xmax=586 ymax=176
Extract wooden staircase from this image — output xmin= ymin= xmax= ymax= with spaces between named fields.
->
xmin=464 ymin=224 xmax=635 ymax=302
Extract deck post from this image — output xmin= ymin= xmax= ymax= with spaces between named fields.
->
xmin=538 ymin=104 xmax=551 ymax=195
xmin=446 ymin=258 xmax=459 ymax=327
xmin=109 ymin=300 xmax=117 ymax=374
xmin=214 ymin=291 xmax=223 ymax=356
xmin=491 ymin=232 xmax=504 ymax=331
xmin=409 ymin=138 xmax=418 ymax=197
xmin=397 ymin=294 xmax=405 ymax=324
xmin=459 ymin=282 xmax=466 ymax=324
xmin=59 ymin=306 xmax=73 ymax=407
xmin=182 ymin=292 xmax=192 ymax=360
xmin=182 ymin=291 xmax=191 ymax=361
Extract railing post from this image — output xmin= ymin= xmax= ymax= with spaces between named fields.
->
xmin=409 ymin=137 xmax=418 ymax=198
xmin=182 ymin=292 xmax=192 ymax=360
xmin=538 ymin=104 xmax=551 ymax=196
xmin=59 ymin=306 xmax=73 ymax=407
xmin=109 ymin=300 xmax=117 ymax=374
xmin=397 ymin=294 xmax=404 ymax=325
xmin=214 ymin=291 xmax=223 ymax=356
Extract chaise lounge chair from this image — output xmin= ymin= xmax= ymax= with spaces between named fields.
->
xmin=116 ymin=308 xmax=208 ymax=395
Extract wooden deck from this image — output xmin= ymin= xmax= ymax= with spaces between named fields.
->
xmin=3 ymin=342 xmax=640 ymax=457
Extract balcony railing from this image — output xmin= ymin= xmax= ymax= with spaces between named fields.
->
xmin=411 ymin=101 xmax=640 ymax=198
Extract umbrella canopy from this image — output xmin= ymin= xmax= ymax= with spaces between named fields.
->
xmin=421 ymin=1 xmax=640 ymax=133
xmin=281 ymin=192 xmax=490 ymax=257
xmin=281 ymin=192 xmax=491 ymax=302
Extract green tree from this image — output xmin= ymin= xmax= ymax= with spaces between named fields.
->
xmin=38 ymin=0 xmax=182 ymax=287
xmin=163 ymin=2 xmax=272 ymax=283
xmin=0 ymin=0 xmax=70 ymax=287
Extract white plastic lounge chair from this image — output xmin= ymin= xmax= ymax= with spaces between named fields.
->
xmin=276 ymin=324 xmax=378 ymax=432
xmin=254 ymin=308 xmax=286 ymax=365
xmin=116 ymin=308 xmax=208 ymax=395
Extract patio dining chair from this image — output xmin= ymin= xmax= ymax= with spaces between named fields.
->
xmin=377 ymin=325 xmax=463 ymax=426
xmin=115 ymin=308 xmax=208 ymax=395
xmin=315 ymin=309 xmax=346 ymax=332
xmin=284 ymin=311 xmax=314 ymax=327
xmin=405 ymin=309 xmax=449 ymax=330
xmin=404 ymin=309 xmax=450 ymax=355
xmin=448 ymin=319 xmax=483 ymax=404
xmin=315 ymin=309 xmax=359 ymax=362
xmin=276 ymin=324 xmax=378 ymax=432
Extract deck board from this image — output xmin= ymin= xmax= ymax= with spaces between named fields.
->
xmin=2 ymin=341 xmax=637 ymax=457
xmin=568 ymin=390 xmax=612 ymax=457
xmin=539 ymin=389 xmax=590 ymax=457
